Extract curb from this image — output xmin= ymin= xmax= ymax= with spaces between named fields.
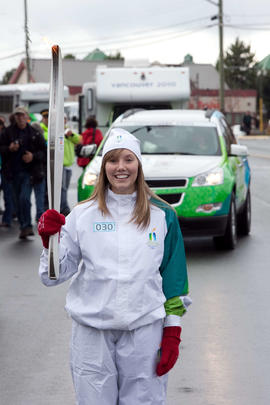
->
xmin=239 ymin=135 xmax=270 ymax=140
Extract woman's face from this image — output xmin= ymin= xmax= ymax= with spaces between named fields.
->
xmin=105 ymin=149 xmax=139 ymax=194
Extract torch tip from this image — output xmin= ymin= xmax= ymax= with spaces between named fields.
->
xmin=52 ymin=45 xmax=59 ymax=54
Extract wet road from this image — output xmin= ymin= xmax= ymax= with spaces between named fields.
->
xmin=0 ymin=138 xmax=269 ymax=405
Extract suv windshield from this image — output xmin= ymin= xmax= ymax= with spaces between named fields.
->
xmin=116 ymin=125 xmax=221 ymax=156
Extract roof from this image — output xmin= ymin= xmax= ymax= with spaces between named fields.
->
xmin=163 ymin=60 xmax=230 ymax=90
xmin=257 ymin=54 xmax=270 ymax=71
xmin=9 ymin=58 xmax=124 ymax=86
xmin=0 ymin=82 xmax=69 ymax=99
xmin=187 ymin=63 xmax=229 ymax=90
xmin=114 ymin=109 xmax=217 ymax=126
xmin=84 ymin=48 xmax=107 ymax=61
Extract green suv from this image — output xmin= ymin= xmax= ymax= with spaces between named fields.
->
xmin=78 ymin=109 xmax=251 ymax=249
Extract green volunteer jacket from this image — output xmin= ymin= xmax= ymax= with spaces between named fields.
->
xmin=64 ymin=131 xmax=81 ymax=168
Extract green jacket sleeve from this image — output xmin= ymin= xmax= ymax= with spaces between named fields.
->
xmin=159 ymin=205 xmax=188 ymax=299
xmin=164 ymin=296 xmax=186 ymax=317
xmin=151 ymin=198 xmax=189 ymax=318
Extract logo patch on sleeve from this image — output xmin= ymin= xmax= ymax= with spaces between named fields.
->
xmin=93 ymin=222 xmax=116 ymax=232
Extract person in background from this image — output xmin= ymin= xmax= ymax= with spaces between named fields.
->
xmin=31 ymin=121 xmax=47 ymax=222
xmin=0 ymin=106 xmax=46 ymax=238
xmin=61 ymin=114 xmax=81 ymax=216
xmin=0 ymin=117 xmax=6 ymax=220
xmin=0 ymin=115 xmax=14 ymax=227
xmin=38 ymin=128 xmax=191 ymax=405
xmin=77 ymin=116 xmax=103 ymax=169
xmin=0 ymin=117 xmax=5 ymax=133
xmin=39 ymin=110 xmax=49 ymax=210
xmin=242 ymin=111 xmax=252 ymax=135
xmin=40 ymin=109 xmax=49 ymax=143
xmin=9 ymin=113 xmax=16 ymax=126
xmin=0 ymin=154 xmax=2 ymax=217
xmin=252 ymin=113 xmax=259 ymax=130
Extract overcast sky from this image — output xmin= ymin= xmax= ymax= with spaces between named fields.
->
xmin=0 ymin=0 xmax=269 ymax=80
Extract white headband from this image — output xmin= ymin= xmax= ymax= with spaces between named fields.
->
xmin=102 ymin=128 xmax=142 ymax=162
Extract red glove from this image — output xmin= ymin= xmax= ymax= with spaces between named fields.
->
xmin=156 ymin=326 xmax=182 ymax=377
xmin=38 ymin=209 xmax=66 ymax=248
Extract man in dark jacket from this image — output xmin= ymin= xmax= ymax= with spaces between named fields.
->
xmin=0 ymin=106 xmax=46 ymax=239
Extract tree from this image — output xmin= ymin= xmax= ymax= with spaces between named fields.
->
xmin=259 ymin=71 xmax=270 ymax=118
xmin=1 ymin=68 xmax=16 ymax=84
xmin=64 ymin=54 xmax=76 ymax=59
xmin=107 ymin=51 xmax=124 ymax=60
xmin=216 ymin=37 xmax=257 ymax=89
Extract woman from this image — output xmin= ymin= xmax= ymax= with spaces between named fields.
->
xmin=38 ymin=128 xmax=190 ymax=405
xmin=77 ymin=115 xmax=103 ymax=169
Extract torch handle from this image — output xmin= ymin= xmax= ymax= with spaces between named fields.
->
xmin=47 ymin=44 xmax=64 ymax=280
xmin=48 ymin=233 xmax=60 ymax=280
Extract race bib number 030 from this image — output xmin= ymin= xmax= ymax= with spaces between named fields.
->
xmin=93 ymin=222 xmax=116 ymax=232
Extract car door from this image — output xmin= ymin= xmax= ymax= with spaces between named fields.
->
xmin=220 ymin=118 xmax=246 ymax=208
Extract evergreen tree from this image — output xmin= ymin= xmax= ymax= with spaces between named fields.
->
xmin=216 ymin=37 xmax=257 ymax=89
xmin=1 ymin=68 xmax=16 ymax=84
xmin=259 ymin=71 xmax=270 ymax=118
xmin=64 ymin=54 xmax=76 ymax=59
xmin=107 ymin=52 xmax=124 ymax=60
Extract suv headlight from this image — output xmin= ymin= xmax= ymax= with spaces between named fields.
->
xmin=83 ymin=171 xmax=98 ymax=187
xmin=192 ymin=167 xmax=224 ymax=187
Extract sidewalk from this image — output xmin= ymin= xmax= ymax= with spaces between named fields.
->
xmin=239 ymin=134 xmax=270 ymax=140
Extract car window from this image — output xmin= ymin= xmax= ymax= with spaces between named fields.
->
xmin=116 ymin=125 xmax=221 ymax=156
xmin=221 ymin=118 xmax=237 ymax=145
xmin=219 ymin=121 xmax=231 ymax=153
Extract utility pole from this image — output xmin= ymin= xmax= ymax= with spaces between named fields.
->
xmin=218 ymin=0 xmax=225 ymax=112
xmin=24 ymin=0 xmax=31 ymax=82
xmin=209 ymin=0 xmax=225 ymax=112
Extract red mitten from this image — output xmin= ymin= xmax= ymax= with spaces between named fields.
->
xmin=38 ymin=209 xmax=66 ymax=248
xmin=156 ymin=326 xmax=182 ymax=377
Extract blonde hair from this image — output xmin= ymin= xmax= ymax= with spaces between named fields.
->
xmin=83 ymin=149 xmax=171 ymax=228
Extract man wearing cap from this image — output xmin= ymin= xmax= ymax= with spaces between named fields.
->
xmin=0 ymin=106 xmax=46 ymax=238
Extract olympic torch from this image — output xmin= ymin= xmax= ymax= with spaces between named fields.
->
xmin=47 ymin=45 xmax=64 ymax=280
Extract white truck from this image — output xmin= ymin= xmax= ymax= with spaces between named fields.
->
xmin=0 ymin=82 xmax=69 ymax=122
xmin=79 ymin=66 xmax=190 ymax=134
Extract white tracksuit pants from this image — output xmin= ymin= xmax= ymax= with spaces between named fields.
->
xmin=70 ymin=319 xmax=168 ymax=405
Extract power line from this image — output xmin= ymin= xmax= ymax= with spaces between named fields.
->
xmin=227 ymin=13 xmax=270 ymax=18
xmin=0 ymin=51 xmax=25 ymax=61
xmin=58 ymin=15 xmax=213 ymax=50
xmin=0 ymin=19 xmax=214 ymax=61
xmin=92 ymin=25 xmax=217 ymax=52
xmin=224 ymin=23 xmax=270 ymax=30
xmin=46 ymin=24 xmax=217 ymax=56
xmin=0 ymin=18 xmax=217 ymax=61
xmin=67 ymin=25 xmax=216 ymax=51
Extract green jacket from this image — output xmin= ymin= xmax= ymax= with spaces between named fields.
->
xmin=64 ymin=132 xmax=81 ymax=167
xmin=40 ymin=122 xmax=48 ymax=142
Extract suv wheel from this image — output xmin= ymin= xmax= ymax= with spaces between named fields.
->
xmin=237 ymin=188 xmax=251 ymax=236
xmin=214 ymin=192 xmax=237 ymax=250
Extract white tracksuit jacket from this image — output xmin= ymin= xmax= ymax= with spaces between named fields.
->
xmin=39 ymin=189 xmax=189 ymax=331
